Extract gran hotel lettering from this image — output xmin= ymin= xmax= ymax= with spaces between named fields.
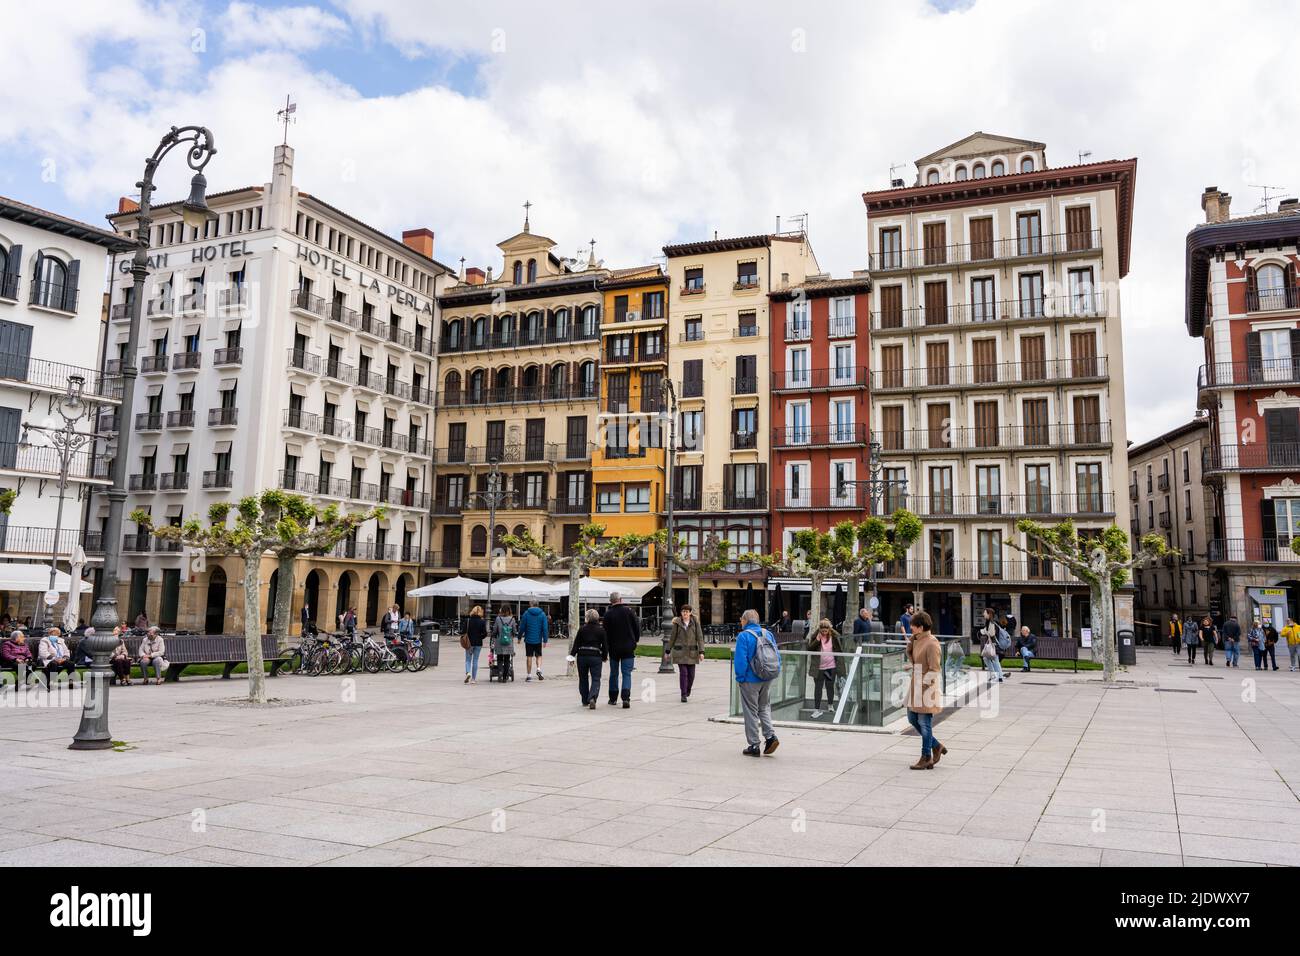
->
xmin=118 ymin=239 xmax=250 ymax=273
xmin=296 ymin=243 xmax=433 ymax=314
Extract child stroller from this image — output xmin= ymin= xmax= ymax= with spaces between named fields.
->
xmin=489 ymin=647 xmax=514 ymax=682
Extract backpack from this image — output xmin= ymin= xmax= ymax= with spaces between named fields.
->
xmin=995 ymin=626 xmax=1011 ymax=652
xmin=749 ymin=627 xmax=781 ymax=681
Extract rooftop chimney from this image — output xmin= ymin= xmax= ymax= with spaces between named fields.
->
xmin=1202 ymin=186 xmax=1232 ymax=224
xmin=117 ymin=197 xmax=140 ymax=214
xmin=464 ymin=267 xmax=486 ymax=286
xmin=1280 ymin=198 xmax=1299 ymax=211
xmin=401 ymin=228 xmax=435 ymax=259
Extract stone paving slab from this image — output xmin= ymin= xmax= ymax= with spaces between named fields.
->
xmin=2 ymin=648 xmax=1299 ymax=866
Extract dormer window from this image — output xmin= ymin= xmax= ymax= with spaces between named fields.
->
xmin=991 ymin=160 xmax=1006 ymax=176
xmin=1020 ymin=156 xmax=1035 ymax=173
xmin=512 ymin=260 xmax=523 ymax=284
xmin=527 ymin=258 xmax=537 ymax=283
xmin=972 ymin=163 xmax=986 ymax=179
xmin=954 ymin=165 xmax=968 ymax=181
xmin=926 ymin=169 xmax=940 ymax=185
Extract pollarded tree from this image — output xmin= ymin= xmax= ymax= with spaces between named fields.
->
xmin=834 ymin=510 xmax=924 ymax=637
xmin=503 ymin=523 xmax=664 ymax=640
xmin=668 ymin=533 xmax=732 ymax=620
xmin=1007 ymin=519 xmax=1172 ymax=683
xmin=752 ymin=528 xmax=836 ymax=627
xmin=132 ymin=490 xmax=383 ymax=703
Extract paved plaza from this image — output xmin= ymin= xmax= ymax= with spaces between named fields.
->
xmin=1 ymin=646 xmax=1299 ymax=867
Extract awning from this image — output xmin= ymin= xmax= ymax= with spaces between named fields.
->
xmin=177 ymin=381 xmax=194 ymax=394
xmin=213 ymin=440 xmax=232 ymax=454
xmin=165 ymin=504 xmax=183 ymax=517
xmin=0 ymin=564 xmax=93 ymax=594
xmin=139 ymin=445 xmax=157 ymax=458
xmin=170 ymin=443 xmax=189 ymax=456
xmin=319 ymin=449 xmax=335 ymax=462
xmin=766 ymin=576 xmax=855 ymax=593
xmin=145 ymin=384 xmax=162 ymax=396
xmin=220 ymin=316 xmax=242 ymax=331
xmin=220 ymin=378 xmax=237 ymax=390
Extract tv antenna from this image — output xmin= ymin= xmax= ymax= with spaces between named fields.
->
xmin=889 ymin=162 xmax=907 ymax=186
xmin=1078 ymin=149 xmax=1092 ymax=164
xmin=277 ymin=95 xmax=297 ymax=145
xmin=1248 ymin=183 xmax=1292 ymax=214
xmin=785 ymin=212 xmax=808 ymax=236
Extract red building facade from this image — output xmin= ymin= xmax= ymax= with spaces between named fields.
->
xmin=768 ymin=275 xmax=872 ymax=553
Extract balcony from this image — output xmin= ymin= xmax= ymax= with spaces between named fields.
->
xmin=1204 ymin=442 xmax=1300 ymax=475
xmin=1157 ymin=510 xmax=1172 ymax=529
xmin=278 ymin=470 xmax=319 ymax=495
xmin=1247 ymin=286 xmax=1300 ymax=313
xmin=772 ymin=487 xmax=865 ymax=511
xmin=320 ymin=416 xmax=352 ymax=441
xmin=213 ymin=347 xmax=243 ymax=366
xmin=772 ymin=367 xmax=869 ymax=391
xmin=680 ymin=283 xmax=706 ymax=297
xmin=772 ymin=423 xmax=869 ymax=449
xmin=324 ymin=358 xmax=356 ymax=385
xmin=0 ymin=356 xmax=124 ymax=402
xmin=159 ymin=471 xmax=189 ymax=491
xmin=552 ymin=498 xmax=591 ymax=515
xmin=140 ymin=355 xmax=169 ymax=374
xmin=731 ymin=376 xmax=759 ymax=396
xmin=1198 ymin=359 xmax=1300 ymax=392
xmin=869 ymin=228 xmax=1102 ymax=273
xmin=723 ymin=490 xmax=766 ymax=511
xmin=904 ymin=492 xmax=1116 ymax=519
xmin=871 ymin=356 xmax=1108 ymax=392
xmin=147 ymin=297 xmax=173 ymax=317
xmin=437 ymin=382 xmax=598 ymax=408
xmin=437 ymin=323 xmax=600 ymax=356
xmin=178 ymin=292 xmax=205 ymax=314
xmin=202 ymin=469 xmax=234 ymax=489
xmin=166 ymin=409 xmax=195 ymax=428
xmin=28 ymin=279 xmax=76 ymax=313
xmin=423 ymin=550 xmax=462 ymax=569
xmin=431 ymin=498 xmax=467 ymax=516
xmin=287 ymin=347 xmax=322 ymax=374
xmin=875 ymin=559 xmax=1083 ymax=587
xmin=129 ymin=473 xmax=158 ymax=491
xmin=678 ymin=329 xmax=705 ymax=345
xmin=731 ymin=431 xmax=758 ymax=450
xmin=290 ymin=289 xmax=326 ymax=317
xmin=784 ymin=323 xmax=812 ymax=342
xmin=1157 ymin=473 xmax=1170 ymax=492
xmin=109 ymin=301 xmax=130 ymax=322
xmin=218 ymin=287 xmax=248 ymax=310
xmin=209 ymin=407 xmax=238 ymax=427
xmin=354 ymin=368 xmax=386 ymax=392
xmin=827 ymin=317 xmax=856 ymax=339
xmin=872 ymin=292 xmax=1109 ymax=332
xmin=877 ymin=421 xmax=1111 ymax=453
xmin=1129 ymin=483 xmax=1139 ymax=501
xmin=284 ymin=408 xmax=319 ymax=432
xmin=97 ymin=412 xmax=119 ymax=433
xmin=135 ymin=412 xmax=163 ymax=431
xmin=0 ymin=525 xmax=105 ymax=557
xmin=383 ymin=487 xmax=430 ymax=510
xmin=122 ymin=533 xmax=154 ymax=553
xmin=734 ymin=275 xmax=760 ymax=292
xmin=327 ymin=301 xmax=360 ymax=330
xmin=0 ymin=442 xmax=104 ymax=482
xmin=1209 ymin=538 xmax=1300 ymax=563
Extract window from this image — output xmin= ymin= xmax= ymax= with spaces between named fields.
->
xmin=969 ymin=217 xmax=994 ymax=261
xmin=973 ymin=400 xmax=999 ymax=447
xmin=922 ymin=222 xmax=947 ymax=266
xmin=991 ymin=160 xmax=1005 ymax=176
xmin=788 ymin=298 xmax=811 ymax=337
xmin=1021 ymin=398 xmax=1048 ymax=446
xmin=978 ymin=529 xmax=1003 ymax=578
xmin=526 ymin=259 xmax=537 ymax=283
xmin=831 ymin=462 xmax=855 ymax=507
xmin=596 ymin=485 xmax=620 ymax=514
xmin=788 ymin=347 xmax=810 ymax=387
xmin=733 ymin=407 xmax=757 ymax=448
xmin=1016 ymin=212 xmax=1042 ymax=256
xmin=1020 ymin=334 xmax=1046 ymax=380
xmin=923 ymin=281 xmax=948 ymax=326
xmin=626 ymin=483 xmax=650 ymax=513
xmin=925 ymin=341 xmax=948 ymax=387
xmin=737 ymin=311 xmax=757 ymax=337
xmin=883 ymin=467 xmax=906 ymax=513
xmin=954 ymin=165 xmax=968 ymax=181
xmin=1018 ymin=272 xmax=1044 ymax=318
xmin=971 ymin=276 xmax=995 ymax=322
xmin=32 ymin=254 xmax=75 ymax=311
xmin=1019 ymin=156 xmax=1035 ymax=173
xmin=880 ymin=405 xmax=904 ymax=450
xmin=1076 ymin=462 xmax=1103 ymax=513
xmin=832 ymin=344 xmax=854 ymax=384
xmin=930 ymin=530 xmax=954 ymax=577
xmin=926 ymin=169 xmax=940 ymax=185
xmin=643 ymin=291 xmax=664 ymax=318
xmin=878 ymin=228 xmax=902 ymax=269
xmin=1260 ymin=328 xmax=1292 ymax=382
xmin=512 ymin=261 xmax=522 ymax=285
xmin=879 ymin=344 xmax=903 ymax=389
xmin=1025 ymin=464 xmax=1051 ymax=513
xmin=1065 ymin=206 xmax=1093 ymax=252
xmin=737 ymin=261 xmax=758 ymax=288
xmin=976 ymin=465 xmax=1001 ymax=515
xmin=928 ymin=466 xmax=953 ymax=514
xmin=684 ymin=316 xmax=703 ymax=342
xmin=684 ymin=267 xmax=704 ymax=291
xmin=470 ymin=525 xmax=487 ymax=556
xmin=785 ymin=462 xmax=810 ymax=508
xmin=927 ymin=403 xmax=950 ymax=450
xmin=787 ymin=402 xmax=810 ymax=445
xmin=682 ymin=358 xmax=704 ymax=397
xmin=680 ymin=409 xmax=703 ymax=450
xmin=1183 ymin=450 xmax=1190 ymax=483
xmin=1026 ymin=534 xmax=1052 ymax=579
xmin=831 ymin=399 xmax=854 ymax=443
xmin=614 ymin=295 xmax=629 ymax=322
xmin=878 ymin=285 xmax=903 ymax=328
xmin=972 ymin=162 xmax=986 ymax=179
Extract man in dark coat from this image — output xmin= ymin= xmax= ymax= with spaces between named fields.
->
xmin=602 ymin=592 xmax=641 ymax=709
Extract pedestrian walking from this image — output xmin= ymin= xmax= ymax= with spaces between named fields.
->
xmin=519 ymin=600 xmax=549 ymax=681
xmin=602 ymin=593 xmax=640 ymax=708
xmin=1185 ymin=618 xmax=1202 ymax=664
xmin=896 ymin=603 xmax=914 ymax=639
xmin=1198 ymin=615 xmax=1217 ymax=665
xmin=1284 ymin=617 xmax=1300 ymax=672
xmin=980 ymin=628 xmax=1005 ymax=682
xmin=805 ymin=618 xmax=844 ymax=719
xmin=1170 ymin=614 xmax=1183 ymax=655
xmin=1264 ymin=622 xmax=1280 ymax=671
xmin=1248 ymin=619 xmax=1265 ymax=669
xmin=1222 ymin=614 xmax=1241 ymax=667
xmin=463 ymin=605 xmax=487 ymax=683
xmin=853 ymin=607 xmax=871 ymax=640
xmin=734 ymin=608 xmax=780 ymax=757
xmin=667 ymin=604 xmax=705 ymax=702
xmin=905 ymin=610 xmax=946 ymax=770
xmin=571 ymin=609 xmax=608 ymax=709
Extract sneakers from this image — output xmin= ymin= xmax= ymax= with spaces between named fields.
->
xmin=525 ymin=675 xmax=533 ymax=682
xmin=537 ymin=671 xmax=544 ymax=681
xmin=464 ymin=673 xmax=471 ymax=683
xmin=742 ymin=745 xmax=761 ymax=757
xmin=809 ymin=709 xmax=823 ymax=719
xmin=763 ymin=736 xmax=780 ymax=755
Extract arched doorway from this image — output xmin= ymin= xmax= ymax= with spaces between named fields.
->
xmin=204 ymin=567 xmax=227 ymax=635
xmin=365 ymin=572 xmax=385 ymax=626
xmin=304 ymin=569 xmax=322 ymax=628
xmin=395 ymin=572 xmax=413 ymax=614
xmin=336 ymin=570 xmax=358 ymax=626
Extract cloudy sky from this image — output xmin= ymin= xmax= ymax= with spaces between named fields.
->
xmin=1 ymin=0 xmax=1296 ymax=444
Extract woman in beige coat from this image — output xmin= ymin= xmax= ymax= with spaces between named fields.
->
xmin=667 ymin=604 xmax=705 ymax=703
xmin=137 ymin=628 xmax=168 ymax=685
xmin=905 ymin=610 xmax=948 ymax=769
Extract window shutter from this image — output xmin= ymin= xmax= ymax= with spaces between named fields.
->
xmin=1262 ymin=499 xmax=1277 ymax=559
xmin=28 ymin=252 xmax=43 ymax=304
xmin=1246 ymin=331 xmax=1262 ymax=383
xmin=1291 ymin=330 xmax=1300 ymax=380
xmin=0 ymin=406 xmax=20 ymax=467
xmin=0 ymin=320 xmax=33 ymax=381
xmin=61 ymin=259 xmax=79 ymax=310
xmin=3 ymin=243 xmax=20 ymax=281
xmin=1246 ymin=266 xmax=1258 ymax=309
xmin=1288 ymin=263 xmax=1299 ymax=306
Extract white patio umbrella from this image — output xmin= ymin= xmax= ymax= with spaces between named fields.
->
xmin=62 ymin=545 xmax=87 ymax=631
xmin=406 ymin=576 xmax=489 ymax=599
xmin=0 ymin=563 xmax=93 ymax=593
xmin=489 ymin=576 xmax=557 ymax=601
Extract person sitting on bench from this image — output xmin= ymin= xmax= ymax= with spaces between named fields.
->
xmin=38 ymin=627 xmax=76 ymax=686
xmin=1 ymin=630 xmax=34 ymax=686
xmin=138 ymin=627 xmax=169 ymax=684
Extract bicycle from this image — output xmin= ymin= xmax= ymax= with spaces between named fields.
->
xmin=360 ymin=631 xmax=406 ymax=673
xmin=403 ymin=635 xmax=427 ymax=673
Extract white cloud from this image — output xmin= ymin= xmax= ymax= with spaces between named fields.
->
xmin=2 ymin=0 xmax=1298 ymax=445
xmin=219 ymin=2 xmax=348 ymax=51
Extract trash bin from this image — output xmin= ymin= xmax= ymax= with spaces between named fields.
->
xmin=419 ymin=621 xmax=439 ymax=667
xmin=1117 ymin=628 xmax=1136 ymax=666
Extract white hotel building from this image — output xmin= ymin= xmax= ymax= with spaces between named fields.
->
xmin=102 ymin=145 xmax=454 ymax=636
xmin=0 ymin=197 xmax=130 ymax=624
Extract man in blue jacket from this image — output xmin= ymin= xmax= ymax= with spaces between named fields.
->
xmin=519 ymin=600 xmax=549 ymax=681
xmin=734 ymin=609 xmax=780 ymax=757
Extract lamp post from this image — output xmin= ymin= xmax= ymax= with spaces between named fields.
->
xmin=21 ymin=375 xmax=92 ymax=632
xmin=76 ymin=126 xmax=216 ymax=751
xmin=839 ymin=440 xmax=909 ymax=611
xmin=469 ymin=458 xmax=513 ymax=636
xmin=658 ymin=378 xmax=678 ymax=673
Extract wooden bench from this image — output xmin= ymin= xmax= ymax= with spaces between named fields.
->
xmin=159 ymin=635 xmax=292 ymax=681
xmin=1007 ymin=635 xmax=1079 ymax=671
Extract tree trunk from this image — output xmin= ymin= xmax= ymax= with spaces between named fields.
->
xmin=242 ymin=551 xmax=267 ymax=704
xmin=1094 ymin=577 xmax=1116 ymax=683
xmin=687 ymin=570 xmax=700 ymax=624
xmin=809 ymin=572 xmax=824 ymax=627
xmin=272 ymin=554 xmax=294 ymax=652
xmin=843 ymin=573 xmax=861 ymax=638
xmin=569 ymin=563 xmax=581 ymax=641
